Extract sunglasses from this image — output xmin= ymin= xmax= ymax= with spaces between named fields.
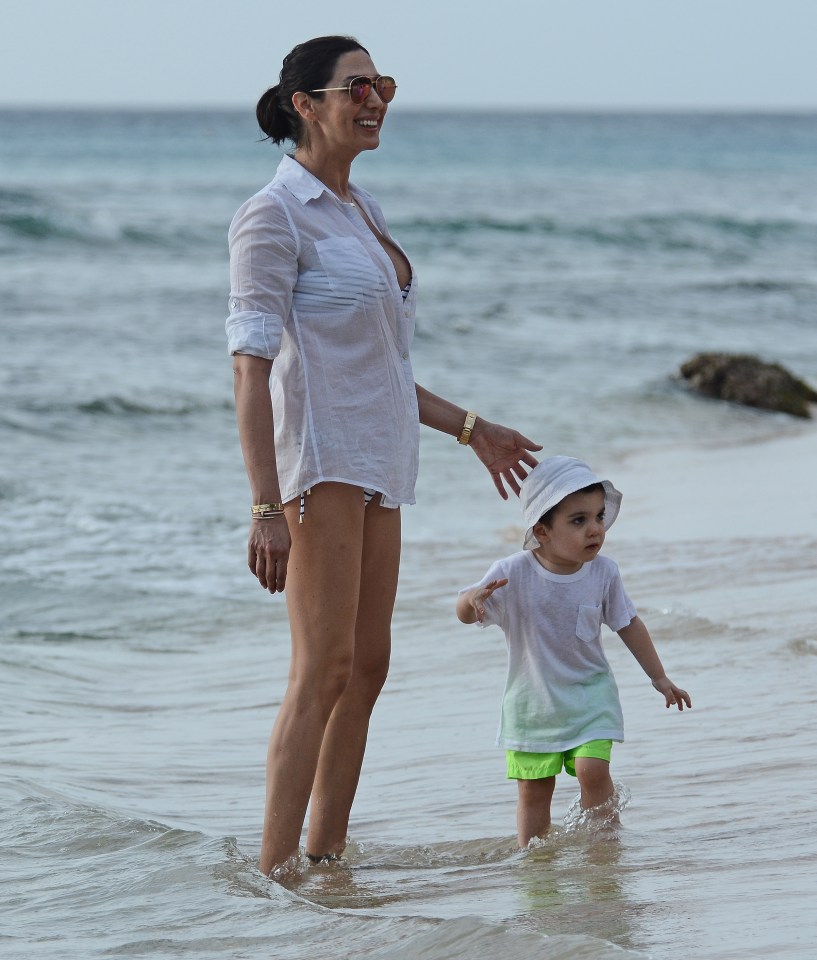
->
xmin=310 ymin=75 xmax=397 ymax=105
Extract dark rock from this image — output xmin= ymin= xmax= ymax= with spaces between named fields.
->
xmin=679 ymin=353 xmax=817 ymax=419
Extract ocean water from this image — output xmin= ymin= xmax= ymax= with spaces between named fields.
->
xmin=1 ymin=108 xmax=816 ymax=959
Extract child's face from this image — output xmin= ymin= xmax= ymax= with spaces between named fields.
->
xmin=532 ymin=488 xmax=606 ymax=572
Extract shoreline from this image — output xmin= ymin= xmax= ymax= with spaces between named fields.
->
xmin=605 ymin=419 xmax=817 ymax=543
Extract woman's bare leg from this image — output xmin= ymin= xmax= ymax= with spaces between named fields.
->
xmin=258 ymin=483 xmax=366 ymax=876
xmin=305 ymin=497 xmax=401 ymax=857
xmin=516 ymin=776 xmax=556 ymax=847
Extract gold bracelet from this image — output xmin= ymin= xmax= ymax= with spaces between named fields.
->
xmin=457 ymin=411 xmax=477 ymax=445
xmin=252 ymin=512 xmax=284 ymax=520
xmin=251 ymin=502 xmax=284 ymax=516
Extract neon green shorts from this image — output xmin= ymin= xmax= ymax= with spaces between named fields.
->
xmin=506 ymin=740 xmax=613 ymax=779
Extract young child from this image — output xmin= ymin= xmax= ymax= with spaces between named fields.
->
xmin=456 ymin=456 xmax=691 ymax=846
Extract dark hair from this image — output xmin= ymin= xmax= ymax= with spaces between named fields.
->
xmin=537 ymin=483 xmax=605 ymax=528
xmin=256 ymin=35 xmax=369 ymax=147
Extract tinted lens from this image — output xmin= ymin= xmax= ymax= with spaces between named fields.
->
xmin=349 ymin=78 xmax=373 ymax=103
xmin=375 ymin=76 xmax=397 ymax=102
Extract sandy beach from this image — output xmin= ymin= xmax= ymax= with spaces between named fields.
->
xmin=609 ymin=420 xmax=817 ymax=542
xmin=597 ymin=420 xmax=817 ymax=646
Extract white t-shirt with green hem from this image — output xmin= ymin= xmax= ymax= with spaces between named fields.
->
xmin=462 ymin=551 xmax=636 ymax=753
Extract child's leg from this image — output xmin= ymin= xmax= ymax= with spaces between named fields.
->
xmin=516 ymin=776 xmax=556 ymax=847
xmin=574 ymin=756 xmax=614 ymax=811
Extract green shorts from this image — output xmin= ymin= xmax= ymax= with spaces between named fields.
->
xmin=506 ymin=740 xmax=613 ymax=779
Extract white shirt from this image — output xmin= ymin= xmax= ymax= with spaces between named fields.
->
xmin=462 ymin=552 xmax=637 ymax=753
xmin=226 ymin=155 xmax=419 ymax=508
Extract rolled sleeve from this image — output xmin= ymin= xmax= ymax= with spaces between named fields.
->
xmin=226 ymin=192 xmax=298 ymax=358
xmin=225 ymin=309 xmax=283 ymax=359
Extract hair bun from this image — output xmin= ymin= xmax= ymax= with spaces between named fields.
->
xmin=256 ymin=84 xmax=293 ymax=144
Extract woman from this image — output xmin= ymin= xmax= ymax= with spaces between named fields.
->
xmin=227 ymin=35 xmax=541 ymax=876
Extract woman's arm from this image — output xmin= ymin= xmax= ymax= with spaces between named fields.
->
xmin=233 ymin=353 xmax=291 ymax=593
xmin=415 ymin=383 xmax=542 ymax=499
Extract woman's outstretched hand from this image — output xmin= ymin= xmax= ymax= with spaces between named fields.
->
xmin=469 ymin=419 xmax=542 ymax=499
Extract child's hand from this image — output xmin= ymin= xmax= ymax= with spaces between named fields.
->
xmin=470 ymin=578 xmax=508 ymax=623
xmin=652 ymin=676 xmax=692 ymax=711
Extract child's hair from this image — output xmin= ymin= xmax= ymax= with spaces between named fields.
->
xmin=537 ymin=482 xmax=605 ymax=529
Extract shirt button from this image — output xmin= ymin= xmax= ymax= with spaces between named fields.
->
xmin=402 ymin=351 xmax=409 ymax=360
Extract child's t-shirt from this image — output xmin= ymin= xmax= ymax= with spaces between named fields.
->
xmin=461 ymin=551 xmax=637 ymax=753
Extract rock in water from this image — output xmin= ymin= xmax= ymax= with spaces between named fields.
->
xmin=679 ymin=353 xmax=817 ymax=419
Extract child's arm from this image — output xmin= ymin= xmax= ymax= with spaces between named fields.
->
xmin=456 ymin=578 xmax=509 ymax=624
xmin=617 ymin=616 xmax=692 ymax=711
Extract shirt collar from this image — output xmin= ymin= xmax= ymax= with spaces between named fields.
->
xmin=274 ymin=153 xmax=347 ymax=206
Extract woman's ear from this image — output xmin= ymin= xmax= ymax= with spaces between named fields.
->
xmin=291 ymin=91 xmax=316 ymax=122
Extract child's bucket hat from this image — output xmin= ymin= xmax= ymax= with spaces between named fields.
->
xmin=520 ymin=456 xmax=623 ymax=550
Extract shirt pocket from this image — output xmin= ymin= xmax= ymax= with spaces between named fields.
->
xmin=315 ymin=236 xmax=389 ymax=304
xmin=576 ymin=604 xmax=602 ymax=643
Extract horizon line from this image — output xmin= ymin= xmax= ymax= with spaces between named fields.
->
xmin=1 ymin=102 xmax=816 ymax=115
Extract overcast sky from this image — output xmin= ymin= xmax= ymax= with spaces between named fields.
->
xmin=2 ymin=0 xmax=816 ymax=111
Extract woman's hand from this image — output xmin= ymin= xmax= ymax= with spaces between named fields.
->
xmin=248 ymin=516 xmax=291 ymax=593
xmin=413 ymin=384 xmax=541 ymax=498
xmin=469 ymin=418 xmax=542 ymax=499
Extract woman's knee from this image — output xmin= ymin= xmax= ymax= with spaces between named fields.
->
xmin=289 ymin=643 xmax=355 ymax=704
xmin=344 ymin=642 xmax=390 ymax=707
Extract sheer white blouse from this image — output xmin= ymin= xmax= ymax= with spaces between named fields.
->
xmin=226 ymin=155 xmax=420 ymax=508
